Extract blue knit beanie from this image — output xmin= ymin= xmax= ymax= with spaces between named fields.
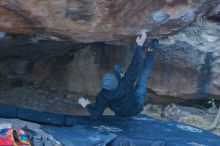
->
xmin=101 ymin=73 xmax=118 ymax=91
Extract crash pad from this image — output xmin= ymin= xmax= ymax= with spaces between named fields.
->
xmin=42 ymin=115 xmax=220 ymax=146
xmin=0 ymin=104 xmax=220 ymax=146
xmin=0 ymin=104 xmax=71 ymax=126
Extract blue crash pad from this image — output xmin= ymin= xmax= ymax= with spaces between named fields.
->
xmin=0 ymin=104 xmax=219 ymax=146
xmin=42 ymin=115 xmax=220 ymax=146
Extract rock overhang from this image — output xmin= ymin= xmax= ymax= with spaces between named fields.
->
xmin=0 ymin=0 xmax=220 ymax=103
xmin=0 ymin=0 xmax=214 ymax=44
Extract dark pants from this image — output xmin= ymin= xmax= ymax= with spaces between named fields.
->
xmin=134 ymin=51 xmax=154 ymax=107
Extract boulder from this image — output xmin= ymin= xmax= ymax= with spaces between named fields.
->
xmin=0 ymin=0 xmax=212 ymax=44
xmin=0 ymin=0 xmax=220 ymax=105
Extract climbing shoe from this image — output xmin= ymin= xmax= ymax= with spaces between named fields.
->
xmin=147 ymin=38 xmax=159 ymax=51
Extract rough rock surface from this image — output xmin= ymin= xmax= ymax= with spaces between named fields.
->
xmin=0 ymin=0 xmax=220 ymax=109
xmin=24 ymin=18 xmax=220 ymax=100
xmin=0 ymin=18 xmax=220 ymax=103
xmin=0 ymin=0 xmax=213 ymax=43
xmin=148 ymin=19 xmax=220 ymax=99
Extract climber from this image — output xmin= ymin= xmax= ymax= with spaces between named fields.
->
xmin=78 ymin=32 xmax=159 ymax=119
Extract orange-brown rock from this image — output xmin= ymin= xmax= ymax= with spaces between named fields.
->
xmin=0 ymin=0 xmax=212 ymax=44
xmin=0 ymin=0 xmax=220 ymax=106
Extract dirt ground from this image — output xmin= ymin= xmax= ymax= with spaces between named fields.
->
xmin=141 ymin=104 xmax=220 ymax=136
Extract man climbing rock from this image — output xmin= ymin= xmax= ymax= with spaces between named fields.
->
xmin=78 ymin=32 xmax=158 ymax=119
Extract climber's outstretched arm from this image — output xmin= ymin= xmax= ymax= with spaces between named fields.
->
xmin=123 ymin=32 xmax=147 ymax=84
xmin=78 ymin=92 xmax=107 ymax=119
